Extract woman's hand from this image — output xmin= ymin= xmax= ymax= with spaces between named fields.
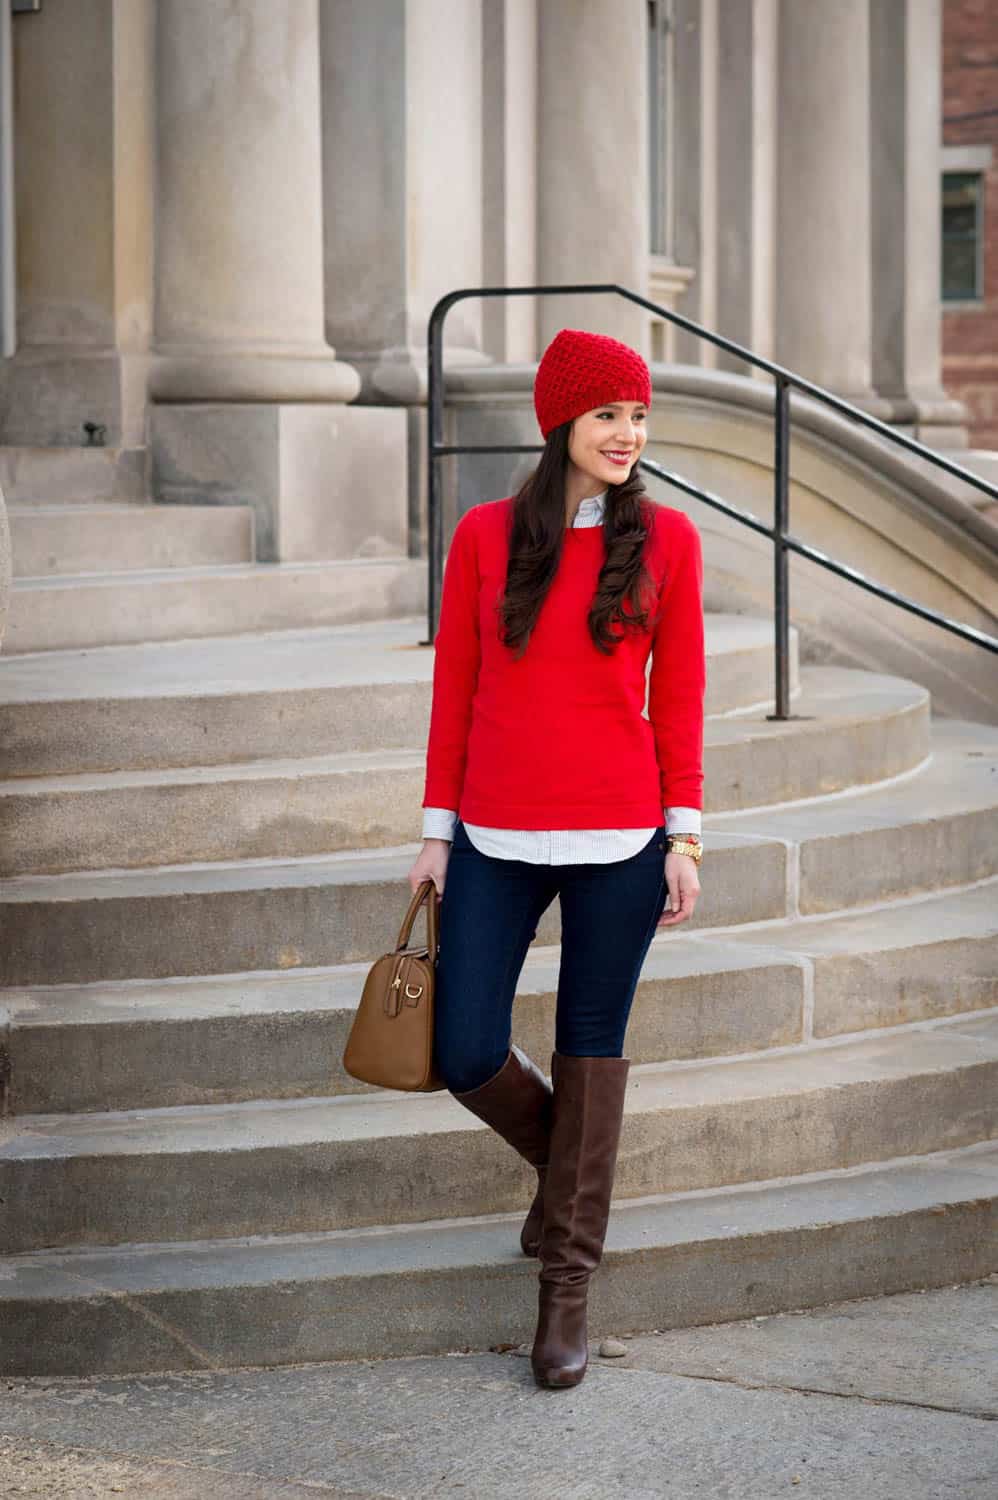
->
xmin=408 ymin=837 xmax=451 ymax=898
xmin=656 ymin=850 xmax=700 ymax=928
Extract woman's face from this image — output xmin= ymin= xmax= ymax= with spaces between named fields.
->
xmin=567 ymin=400 xmax=648 ymax=489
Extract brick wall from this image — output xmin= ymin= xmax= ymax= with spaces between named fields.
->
xmin=943 ymin=0 xmax=998 ymax=448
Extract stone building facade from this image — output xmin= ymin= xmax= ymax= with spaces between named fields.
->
xmin=943 ymin=0 xmax=998 ymax=449
xmin=0 ymin=0 xmax=982 ymax=568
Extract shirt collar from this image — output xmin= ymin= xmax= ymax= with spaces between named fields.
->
xmin=573 ymin=490 xmax=608 ymax=527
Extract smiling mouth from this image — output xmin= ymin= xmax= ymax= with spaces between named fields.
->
xmin=602 ymin=450 xmax=633 ymax=463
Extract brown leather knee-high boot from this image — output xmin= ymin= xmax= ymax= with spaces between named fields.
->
xmin=451 ymin=1045 xmax=552 ymax=1257
xmin=531 ymin=1051 xmax=630 ymax=1389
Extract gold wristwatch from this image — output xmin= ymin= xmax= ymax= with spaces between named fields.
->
xmin=666 ymin=833 xmax=703 ymax=865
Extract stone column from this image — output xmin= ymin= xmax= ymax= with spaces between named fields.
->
xmin=481 ymin=0 xmax=538 ymax=365
xmin=537 ymin=0 xmax=649 ymax=352
xmin=319 ymin=0 xmax=488 ymax=402
xmin=0 ymin=0 xmax=8 ymax=641
xmin=715 ymin=0 xmax=777 ymax=374
xmin=870 ymin=0 xmax=967 ymax=441
xmin=775 ymin=0 xmax=880 ymax=403
xmin=319 ymin=0 xmax=486 ymax=555
xmin=0 ymin=0 xmax=155 ymax=450
xmin=0 ymin=0 xmax=15 ymax=362
xmin=149 ymin=0 xmax=406 ymax=562
xmin=151 ymin=0 xmax=355 ymax=405
xmin=671 ymin=0 xmax=718 ymax=367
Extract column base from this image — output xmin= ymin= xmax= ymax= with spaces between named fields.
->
xmin=872 ymin=391 xmax=970 ymax=449
xmin=429 ymin=364 xmax=541 ymax=526
xmin=150 ymin=402 xmax=408 ymax=563
xmin=368 ymin=345 xmax=494 ymax=405
xmin=149 ymin=350 xmax=361 ymax=406
xmin=0 ymin=348 xmax=151 ymax=448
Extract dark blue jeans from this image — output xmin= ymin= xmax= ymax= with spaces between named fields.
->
xmin=433 ymin=819 xmax=669 ymax=1092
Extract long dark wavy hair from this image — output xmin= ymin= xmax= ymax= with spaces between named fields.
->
xmin=496 ymin=422 xmax=658 ymax=659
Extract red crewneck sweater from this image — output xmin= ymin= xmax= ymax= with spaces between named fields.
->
xmin=422 ymin=495 xmax=705 ymax=829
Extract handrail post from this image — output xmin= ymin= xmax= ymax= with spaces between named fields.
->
xmin=772 ymin=376 xmax=791 ymax=719
xmin=425 ymin=306 xmax=446 ymax=645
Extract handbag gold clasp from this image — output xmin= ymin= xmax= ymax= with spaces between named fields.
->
xmin=383 ymin=964 xmax=405 ymax=1018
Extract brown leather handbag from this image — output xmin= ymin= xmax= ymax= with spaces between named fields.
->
xmin=342 ymin=878 xmax=446 ymax=1092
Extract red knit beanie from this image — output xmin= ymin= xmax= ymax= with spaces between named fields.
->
xmin=533 ymin=328 xmax=652 ymax=439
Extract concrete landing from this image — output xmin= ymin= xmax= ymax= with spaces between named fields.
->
xmin=1 ymin=1279 xmax=996 ymax=1498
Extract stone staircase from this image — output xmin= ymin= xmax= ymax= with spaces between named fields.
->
xmin=0 ymin=471 xmax=996 ymax=1377
xmin=0 ymin=446 xmax=424 ymax=652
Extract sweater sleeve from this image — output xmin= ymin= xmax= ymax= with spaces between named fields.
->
xmin=422 ymin=507 xmax=482 ymax=812
xmin=648 ymin=512 xmax=706 ymax=810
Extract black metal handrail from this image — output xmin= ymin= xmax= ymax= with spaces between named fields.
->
xmin=426 ymin=283 xmax=998 ymax=718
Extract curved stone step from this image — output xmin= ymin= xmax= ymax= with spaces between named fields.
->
xmin=0 ymin=668 xmax=928 ymax=875
xmin=7 ymin=878 xmax=995 ymax=1116
xmin=8 ymin=504 xmax=254 ymax=578
xmin=710 ymin=715 xmax=998 ymax=914
xmin=1 ymin=1013 xmax=995 ymax=1254
xmin=4 ymin=556 xmax=428 ymax=654
xmin=0 ymin=719 xmax=994 ymax=988
xmin=1 ymin=1138 xmax=994 ymax=1376
xmin=0 ymin=833 xmax=779 ymax=986
xmin=0 ymin=613 xmax=796 ymax=776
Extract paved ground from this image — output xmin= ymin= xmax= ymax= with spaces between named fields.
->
xmin=1 ymin=1278 xmax=995 ymax=1499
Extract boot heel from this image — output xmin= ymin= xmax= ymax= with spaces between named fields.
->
xmin=531 ymin=1280 xmax=590 ymax=1387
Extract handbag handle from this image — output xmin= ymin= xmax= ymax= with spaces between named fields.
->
xmin=394 ymin=878 xmax=439 ymax=961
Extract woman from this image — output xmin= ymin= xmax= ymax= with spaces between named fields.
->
xmin=407 ymin=327 xmax=706 ymax=1390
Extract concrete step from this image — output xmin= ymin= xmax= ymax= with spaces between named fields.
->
xmin=4 ymin=556 xmax=428 ymax=653
xmin=1 ymin=1137 xmax=993 ymax=1376
xmin=1 ymin=1013 xmax=995 ymax=1254
xmin=7 ymin=504 xmax=254 ymax=578
xmin=708 ymin=715 xmax=998 ymax=914
xmin=0 ymin=718 xmax=993 ymax=987
xmin=0 ymin=829 xmax=785 ymax=986
xmin=0 ymin=445 xmax=145 ymax=504
xmin=6 ymin=878 xmax=995 ymax=1116
xmin=0 ymin=613 xmax=797 ymax=777
xmin=0 ymin=668 xmax=929 ymax=875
